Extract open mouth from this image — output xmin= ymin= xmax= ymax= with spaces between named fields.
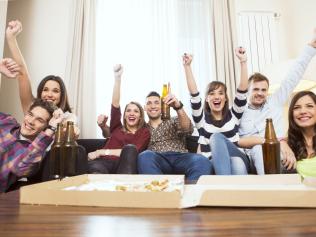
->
xmin=127 ymin=116 xmax=136 ymax=123
xmin=212 ymin=101 xmax=222 ymax=109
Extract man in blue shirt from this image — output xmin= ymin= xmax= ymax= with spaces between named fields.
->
xmin=239 ymin=33 xmax=316 ymax=174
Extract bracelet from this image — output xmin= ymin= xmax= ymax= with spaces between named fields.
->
xmin=47 ymin=125 xmax=57 ymax=133
xmin=174 ymin=101 xmax=184 ymax=111
xmin=278 ymin=137 xmax=287 ymax=142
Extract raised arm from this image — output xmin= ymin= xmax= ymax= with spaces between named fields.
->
xmin=235 ymin=47 xmax=248 ymax=91
xmin=182 ymin=53 xmax=199 ymax=94
xmin=6 ymin=20 xmax=34 ymax=114
xmin=112 ymin=64 xmax=123 ymax=108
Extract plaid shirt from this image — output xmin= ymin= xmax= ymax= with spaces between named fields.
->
xmin=0 ymin=112 xmax=53 ymax=192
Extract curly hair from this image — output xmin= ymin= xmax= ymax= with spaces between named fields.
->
xmin=287 ymin=91 xmax=316 ymax=160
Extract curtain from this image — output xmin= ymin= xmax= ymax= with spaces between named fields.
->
xmin=96 ymin=0 xmax=215 ymax=137
xmin=212 ymin=0 xmax=238 ymax=102
xmin=65 ymin=0 xmax=96 ymax=138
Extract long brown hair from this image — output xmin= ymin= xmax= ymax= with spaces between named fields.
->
xmin=204 ymin=81 xmax=229 ymax=120
xmin=288 ymin=91 xmax=316 ymax=160
xmin=123 ymin=101 xmax=146 ymax=132
xmin=37 ymin=75 xmax=72 ymax=113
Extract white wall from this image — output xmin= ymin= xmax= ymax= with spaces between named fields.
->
xmin=235 ymin=0 xmax=316 ymax=84
xmin=0 ymin=0 xmax=8 ymax=88
xmin=0 ymin=0 xmax=72 ymax=121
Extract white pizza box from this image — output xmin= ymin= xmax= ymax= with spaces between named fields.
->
xmin=20 ymin=174 xmax=316 ymax=208
xmin=20 ymin=174 xmax=188 ymax=208
xmin=196 ymin=174 xmax=316 ymax=207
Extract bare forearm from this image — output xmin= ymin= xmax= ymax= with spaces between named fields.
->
xmin=238 ymin=136 xmax=264 ymax=149
xmin=112 ymin=78 xmax=121 ymax=107
xmin=237 ymin=61 xmax=248 ymax=91
xmin=98 ymin=149 xmax=122 ymax=157
xmin=177 ymin=108 xmax=193 ymax=132
xmin=184 ymin=66 xmax=199 ymax=94
xmin=7 ymin=37 xmax=34 ymax=113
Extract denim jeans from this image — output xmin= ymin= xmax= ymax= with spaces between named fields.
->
xmin=210 ymin=133 xmax=250 ymax=175
xmin=138 ymin=151 xmax=212 ymax=181
xmin=246 ymin=144 xmax=264 ymax=175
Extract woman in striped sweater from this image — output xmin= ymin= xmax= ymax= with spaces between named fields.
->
xmin=182 ymin=48 xmax=254 ymax=175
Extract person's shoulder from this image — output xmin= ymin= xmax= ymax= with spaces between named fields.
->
xmin=0 ymin=112 xmax=18 ymax=124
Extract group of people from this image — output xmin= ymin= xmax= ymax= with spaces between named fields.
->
xmin=0 ymin=20 xmax=316 ymax=192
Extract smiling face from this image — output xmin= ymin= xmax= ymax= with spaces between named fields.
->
xmin=123 ymin=102 xmax=143 ymax=131
xmin=20 ymin=106 xmax=50 ymax=140
xmin=207 ymin=86 xmax=227 ymax=115
xmin=145 ymin=95 xmax=161 ymax=120
xmin=249 ymin=80 xmax=269 ymax=108
xmin=41 ymin=80 xmax=61 ymax=106
xmin=292 ymin=94 xmax=316 ymax=129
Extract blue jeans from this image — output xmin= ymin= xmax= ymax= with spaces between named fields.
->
xmin=210 ymin=133 xmax=249 ymax=175
xmin=138 ymin=151 xmax=212 ymax=181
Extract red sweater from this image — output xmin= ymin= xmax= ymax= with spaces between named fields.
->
xmin=102 ymin=105 xmax=150 ymax=159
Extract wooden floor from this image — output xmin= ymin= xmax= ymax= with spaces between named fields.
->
xmin=1 ymin=191 xmax=316 ymax=237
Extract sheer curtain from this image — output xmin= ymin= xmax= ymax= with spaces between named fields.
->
xmin=65 ymin=0 xmax=96 ymax=138
xmin=96 ymin=0 xmax=215 ymax=137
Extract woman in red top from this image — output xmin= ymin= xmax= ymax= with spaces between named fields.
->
xmin=87 ymin=65 xmax=150 ymax=174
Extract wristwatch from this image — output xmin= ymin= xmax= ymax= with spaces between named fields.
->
xmin=104 ymin=149 xmax=110 ymax=156
xmin=174 ymin=101 xmax=184 ymax=111
xmin=47 ymin=125 xmax=57 ymax=133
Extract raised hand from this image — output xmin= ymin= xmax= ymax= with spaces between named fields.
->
xmin=0 ymin=58 xmax=20 ymax=78
xmin=235 ymin=47 xmax=247 ymax=63
xmin=6 ymin=20 xmax=22 ymax=39
xmin=97 ymin=114 xmax=108 ymax=128
xmin=113 ymin=64 xmax=123 ymax=79
xmin=182 ymin=53 xmax=193 ymax=66
xmin=309 ymin=28 xmax=316 ymax=48
xmin=163 ymin=93 xmax=181 ymax=110
xmin=49 ymin=108 xmax=64 ymax=128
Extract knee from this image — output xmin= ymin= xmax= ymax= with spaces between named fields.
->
xmin=210 ymin=133 xmax=225 ymax=145
xmin=123 ymin=144 xmax=137 ymax=151
xmin=231 ymin=157 xmax=247 ymax=175
xmin=88 ymin=159 xmax=106 ymax=174
xmin=138 ymin=150 xmax=156 ymax=162
xmin=191 ymin=154 xmax=212 ymax=167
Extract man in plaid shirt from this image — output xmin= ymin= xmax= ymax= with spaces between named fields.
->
xmin=0 ymin=58 xmax=64 ymax=192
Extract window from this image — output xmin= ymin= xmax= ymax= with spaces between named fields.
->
xmin=95 ymin=0 xmax=215 ymax=136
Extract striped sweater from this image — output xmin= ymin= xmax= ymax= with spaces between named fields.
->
xmin=190 ymin=89 xmax=247 ymax=158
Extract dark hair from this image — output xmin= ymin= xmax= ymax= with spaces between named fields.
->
xmin=204 ymin=81 xmax=229 ymax=119
xmin=248 ymin=73 xmax=269 ymax=87
xmin=29 ymin=99 xmax=57 ymax=121
xmin=146 ymin=91 xmax=160 ymax=98
xmin=36 ymin=75 xmax=72 ymax=113
xmin=123 ymin=101 xmax=146 ymax=132
xmin=287 ymin=91 xmax=316 ymax=160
